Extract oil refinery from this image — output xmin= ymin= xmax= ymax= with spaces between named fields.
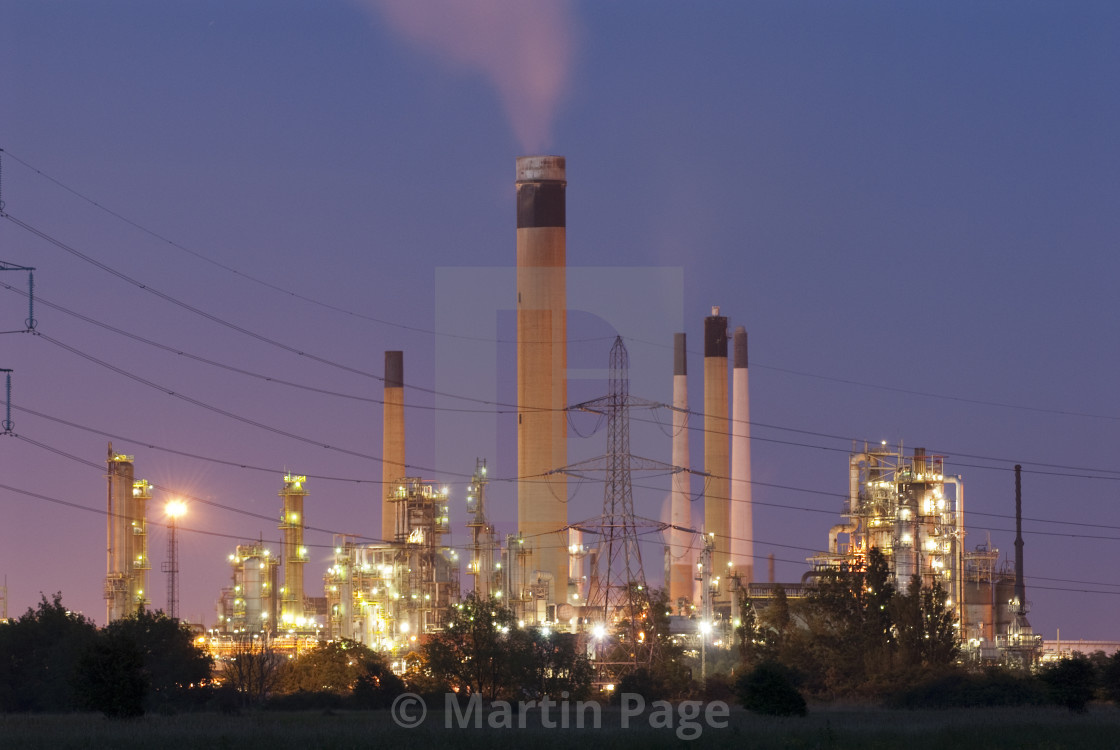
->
xmin=97 ymin=155 xmax=1045 ymax=669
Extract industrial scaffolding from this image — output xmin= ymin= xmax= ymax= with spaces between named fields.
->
xmin=323 ymin=477 xmax=459 ymax=650
xmin=216 ymin=542 xmax=280 ymax=634
xmin=465 ymin=459 xmax=501 ymax=598
xmin=810 ymin=445 xmax=965 ymax=627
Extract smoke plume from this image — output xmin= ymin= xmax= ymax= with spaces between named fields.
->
xmin=360 ymin=0 xmax=574 ymax=153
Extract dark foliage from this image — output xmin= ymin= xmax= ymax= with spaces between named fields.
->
xmin=737 ymin=549 xmax=960 ymax=700
xmin=74 ymin=629 xmax=148 ymax=718
xmin=0 ymin=593 xmax=98 ymax=712
xmin=702 ymin=673 xmax=735 ymax=702
xmin=352 ymin=656 xmax=407 ymax=709
xmin=889 ymin=667 xmax=1048 ymax=709
xmin=1039 ymin=656 xmax=1097 ymax=713
xmin=425 ymin=594 xmax=592 ymax=701
xmin=734 ymin=661 xmax=807 ymax=716
xmin=614 ymin=667 xmax=670 ymax=704
xmin=100 ymin=609 xmax=212 ymax=712
xmin=1101 ymin=651 xmax=1120 ymax=705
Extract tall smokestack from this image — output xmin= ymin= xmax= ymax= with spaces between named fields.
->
xmin=382 ymin=351 xmax=405 ymax=541
xmin=669 ymin=333 xmax=692 ymax=605
xmin=516 ymin=155 xmax=567 ymax=610
xmin=703 ymin=307 xmax=730 ymax=586
xmin=1014 ymin=464 xmax=1026 ymax=611
xmin=730 ymin=326 xmax=753 ymax=583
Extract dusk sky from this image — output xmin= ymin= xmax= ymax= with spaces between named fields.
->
xmin=1 ymin=1 xmax=1118 ymax=640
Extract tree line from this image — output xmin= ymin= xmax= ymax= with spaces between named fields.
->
xmin=4 ymin=577 xmax=1120 ymax=717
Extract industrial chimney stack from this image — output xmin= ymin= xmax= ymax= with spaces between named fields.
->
xmin=730 ymin=326 xmax=753 ymax=583
xmin=669 ymin=333 xmax=692 ymax=605
xmin=516 ymin=156 xmax=568 ymax=611
xmin=382 ymin=351 xmax=405 ymax=540
xmin=703 ymin=307 xmax=730 ymax=584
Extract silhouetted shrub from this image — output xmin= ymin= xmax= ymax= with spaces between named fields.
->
xmin=614 ymin=667 xmax=670 ymax=704
xmin=1039 ymin=657 xmax=1096 ymax=713
xmin=74 ymin=629 xmax=148 ymax=718
xmin=735 ymin=662 xmax=807 ymax=716
xmin=703 ymin=672 xmax=735 ymax=702
xmin=1101 ymin=652 xmax=1120 ymax=705
xmin=889 ymin=667 xmax=1048 ymax=709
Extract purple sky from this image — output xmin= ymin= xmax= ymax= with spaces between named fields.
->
xmin=1 ymin=1 xmax=1118 ymax=640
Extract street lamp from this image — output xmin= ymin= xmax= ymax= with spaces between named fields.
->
xmin=163 ymin=499 xmax=186 ymax=620
xmin=699 ymin=620 xmax=712 ymax=682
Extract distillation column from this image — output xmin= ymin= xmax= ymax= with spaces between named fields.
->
xmin=131 ymin=479 xmax=151 ymax=613
xmin=516 ymin=155 xmax=568 ymax=613
xmin=105 ymin=445 xmax=135 ymax=623
xmin=279 ymin=474 xmax=308 ymax=625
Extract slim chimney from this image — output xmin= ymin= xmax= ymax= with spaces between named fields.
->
xmin=516 ymin=156 xmax=568 ymax=610
xmin=1014 ymin=464 xmax=1026 ymax=612
xmin=704 ymin=307 xmax=731 ymax=586
xmin=730 ymin=326 xmax=753 ymax=583
xmin=382 ymin=351 xmax=405 ymax=540
xmin=669 ymin=333 xmax=692 ymax=605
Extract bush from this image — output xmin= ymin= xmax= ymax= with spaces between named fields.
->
xmin=1040 ymin=657 xmax=1097 ymax=713
xmin=1102 ymin=652 xmax=1120 ymax=705
xmin=74 ymin=630 xmax=148 ymax=718
xmin=614 ymin=668 xmax=668 ymax=704
xmin=352 ymin=661 xmax=406 ymax=709
xmin=889 ymin=668 xmax=1048 ymax=709
xmin=735 ymin=662 xmax=807 ymax=716
xmin=703 ymin=673 xmax=735 ymax=703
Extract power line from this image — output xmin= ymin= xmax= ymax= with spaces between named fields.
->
xmin=6 ymin=150 xmax=1117 ymax=430
xmin=6 ymin=218 xmax=1120 ymax=481
xmin=10 ymin=391 xmax=1119 ymax=539
xmin=2 ymin=212 xmax=559 ymax=413
xmin=620 ymin=333 xmax=1120 ymax=424
xmin=0 ymin=280 xmax=506 ymax=415
xmin=0 ymin=148 xmax=614 ymax=346
xmin=11 ymin=300 xmax=1118 ymax=485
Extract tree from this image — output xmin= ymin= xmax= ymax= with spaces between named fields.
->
xmin=1101 ymin=651 xmax=1120 ymax=705
xmin=218 ymin=632 xmax=285 ymax=707
xmin=510 ymin=629 xmax=593 ymax=700
xmin=0 ymin=593 xmax=98 ymax=712
xmin=74 ymin=629 xmax=148 ymax=718
xmin=892 ymin=575 xmax=959 ymax=669
xmin=738 ymin=585 xmax=796 ymax=668
xmin=277 ymin=638 xmax=373 ymax=695
xmin=352 ymin=653 xmax=406 ymax=709
xmin=734 ymin=662 xmax=807 ymax=716
xmin=1040 ymin=656 xmax=1097 ymax=713
xmin=425 ymin=594 xmax=519 ymax=699
xmin=102 ymin=609 xmax=212 ymax=711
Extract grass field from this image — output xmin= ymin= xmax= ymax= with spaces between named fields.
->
xmin=2 ymin=704 xmax=1119 ymax=749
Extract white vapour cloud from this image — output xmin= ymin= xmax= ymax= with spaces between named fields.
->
xmin=359 ymin=0 xmax=574 ymax=153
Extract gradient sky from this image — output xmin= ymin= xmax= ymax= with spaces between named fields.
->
xmin=1 ymin=1 xmax=1118 ymax=640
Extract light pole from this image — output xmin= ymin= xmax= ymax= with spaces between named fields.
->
xmin=699 ymin=620 xmax=712 ymax=682
xmin=163 ymin=499 xmax=186 ymax=620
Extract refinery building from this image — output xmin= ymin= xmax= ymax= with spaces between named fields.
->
xmin=100 ymin=155 xmax=1043 ymax=667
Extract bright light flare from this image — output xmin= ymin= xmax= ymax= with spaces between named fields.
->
xmin=166 ymin=499 xmax=187 ymax=518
